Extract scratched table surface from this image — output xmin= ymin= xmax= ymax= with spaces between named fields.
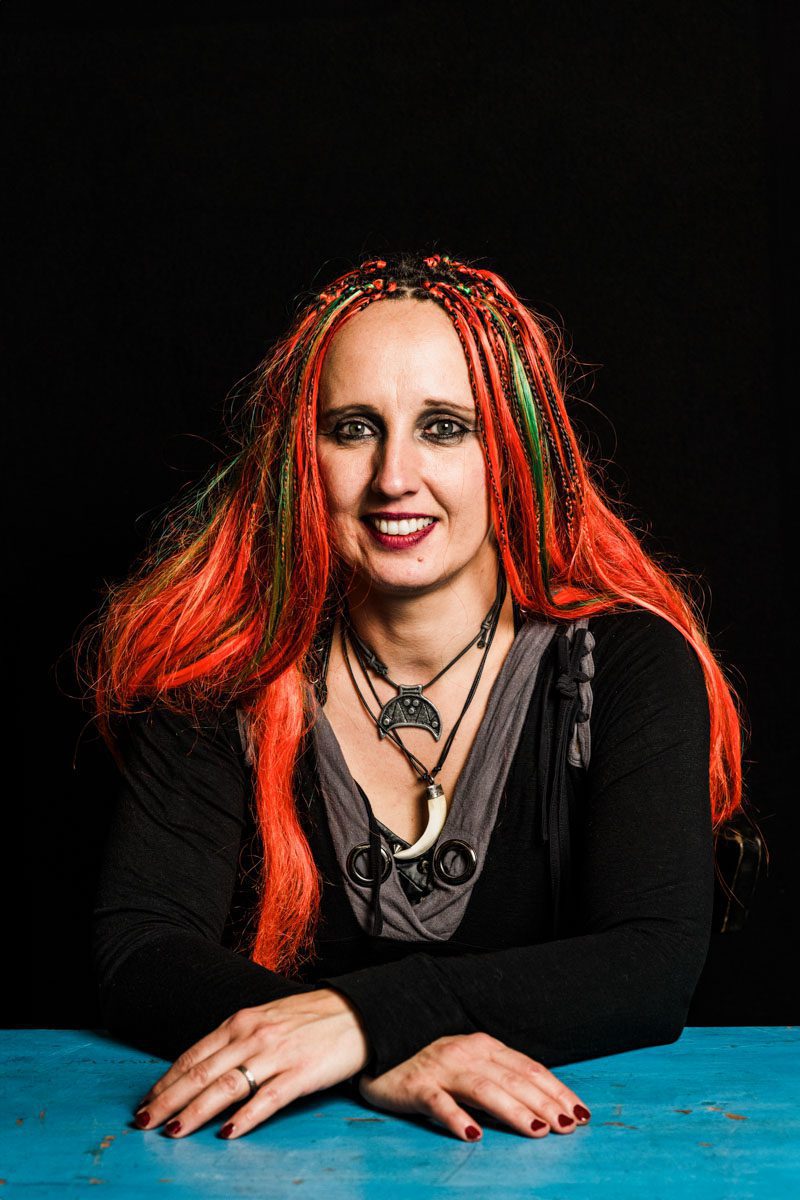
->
xmin=1 ymin=1027 xmax=797 ymax=1199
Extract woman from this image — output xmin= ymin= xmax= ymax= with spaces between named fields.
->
xmin=82 ymin=252 xmax=745 ymax=1145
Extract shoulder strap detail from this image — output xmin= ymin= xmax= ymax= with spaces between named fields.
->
xmin=563 ymin=617 xmax=595 ymax=769
xmin=543 ymin=616 xmax=595 ymax=937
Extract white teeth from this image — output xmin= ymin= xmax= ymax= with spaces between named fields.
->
xmin=371 ymin=516 xmax=435 ymax=535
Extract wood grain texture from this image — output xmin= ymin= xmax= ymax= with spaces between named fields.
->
xmin=0 ymin=1027 xmax=797 ymax=1198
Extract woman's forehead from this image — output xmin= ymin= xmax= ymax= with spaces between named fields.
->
xmin=318 ymin=299 xmax=472 ymax=407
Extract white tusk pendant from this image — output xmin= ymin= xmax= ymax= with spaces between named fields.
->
xmin=393 ymin=783 xmax=448 ymax=860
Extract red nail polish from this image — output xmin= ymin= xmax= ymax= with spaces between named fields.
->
xmin=465 ymin=1125 xmax=481 ymax=1140
xmin=134 ymin=1109 xmax=151 ymax=1128
xmin=220 ymin=1123 xmax=235 ymax=1139
xmin=164 ymin=1119 xmax=182 ymax=1136
xmin=531 ymin=1119 xmax=547 ymax=1131
xmin=573 ymin=1104 xmax=591 ymax=1121
xmin=557 ymin=1113 xmax=574 ymax=1127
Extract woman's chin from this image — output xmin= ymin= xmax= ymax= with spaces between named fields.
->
xmin=362 ymin=567 xmax=443 ymax=596
xmin=333 ymin=533 xmax=491 ymax=596
xmin=336 ymin=554 xmax=440 ymax=594
xmin=349 ymin=553 xmax=482 ymax=599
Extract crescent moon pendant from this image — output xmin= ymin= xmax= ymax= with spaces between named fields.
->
xmin=377 ymin=686 xmax=442 ymax=741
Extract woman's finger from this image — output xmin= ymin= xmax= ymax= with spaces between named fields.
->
xmin=136 ymin=1033 xmax=267 ymax=1134
xmin=212 ymin=1069 xmax=298 ymax=1140
xmin=136 ymin=1019 xmax=240 ymax=1112
xmin=359 ymin=1074 xmax=489 ymax=1144
xmin=484 ymin=1041 xmax=591 ymax=1126
xmin=452 ymin=1069 xmax=576 ymax=1137
xmin=412 ymin=1085 xmax=491 ymax=1143
xmin=357 ymin=1037 xmax=578 ymax=1143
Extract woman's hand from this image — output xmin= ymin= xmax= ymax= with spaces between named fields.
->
xmin=357 ymin=1032 xmax=591 ymax=1141
xmin=132 ymin=988 xmax=371 ymax=1139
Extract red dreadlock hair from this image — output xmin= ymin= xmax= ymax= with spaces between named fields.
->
xmin=76 ymin=251 xmax=750 ymax=978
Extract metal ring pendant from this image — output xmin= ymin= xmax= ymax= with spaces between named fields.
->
xmin=432 ymin=839 xmax=478 ymax=885
xmin=346 ymin=842 xmax=393 ymax=887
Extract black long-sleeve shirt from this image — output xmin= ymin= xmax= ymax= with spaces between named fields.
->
xmin=91 ymin=608 xmax=714 ymax=1077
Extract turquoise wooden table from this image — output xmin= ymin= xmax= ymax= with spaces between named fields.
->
xmin=1 ymin=1027 xmax=797 ymax=1198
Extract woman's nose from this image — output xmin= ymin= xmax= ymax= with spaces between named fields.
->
xmin=371 ymin=432 xmax=421 ymax=496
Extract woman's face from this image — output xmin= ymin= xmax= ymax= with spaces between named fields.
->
xmin=316 ymin=297 xmax=495 ymax=597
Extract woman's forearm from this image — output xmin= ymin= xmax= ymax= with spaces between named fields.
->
xmin=95 ymin=925 xmax=320 ymax=1062
xmin=317 ymin=910 xmax=712 ymax=1077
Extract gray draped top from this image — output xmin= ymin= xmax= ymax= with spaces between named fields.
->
xmin=308 ymin=615 xmax=595 ymax=942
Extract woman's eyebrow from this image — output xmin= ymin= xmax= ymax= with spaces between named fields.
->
xmin=321 ymin=397 xmax=476 ymax=418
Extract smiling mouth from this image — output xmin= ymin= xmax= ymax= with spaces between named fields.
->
xmin=363 ymin=515 xmax=437 ymax=536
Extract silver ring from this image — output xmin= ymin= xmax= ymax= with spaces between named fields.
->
xmin=234 ymin=1064 xmax=259 ymax=1098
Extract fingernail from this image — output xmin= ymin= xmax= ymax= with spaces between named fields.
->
xmin=557 ymin=1113 xmax=574 ymax=1127
xmin=133 ymin=1109 xmax=151 ymax=1128
xmin=464 ymin=1125 xmax=481 ymax=1140
xmin=220 ymin=1123 xmax=236 ymax=1139
xmin=531 ymin=1118 xmax=547 ymax=1131
xmin=164 ymin=1119 xmax=182 ymax=1136
xmin=573 ymin=1104 xmax=591 ymax=1122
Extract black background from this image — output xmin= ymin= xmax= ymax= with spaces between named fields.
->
xmin=3 ymin=1 xmax=793 ymax=1027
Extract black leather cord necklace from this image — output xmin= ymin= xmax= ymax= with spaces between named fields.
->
xmin=344 ymin=597 xmax=497 ymax=742
xmin=340 ymin=566 xmax=507 ymax=862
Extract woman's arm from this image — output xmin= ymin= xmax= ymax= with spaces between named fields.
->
xmin=91 ymin=704 xmax=318 ymax=1062
xmin=316 ymin=610 xmax=716 ymax=1077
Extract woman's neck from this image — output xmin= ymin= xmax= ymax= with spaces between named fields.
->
xmin=341 ymin=564 xmax=514 ymax=680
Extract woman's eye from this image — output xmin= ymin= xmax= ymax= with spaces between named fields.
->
xmin=330 ymin=417 xmax=469 ymax=443
xmin=335 ymin=419 xmax=375 ymax=442
xmin=425 ymin=418 xmax=468 ymax=441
